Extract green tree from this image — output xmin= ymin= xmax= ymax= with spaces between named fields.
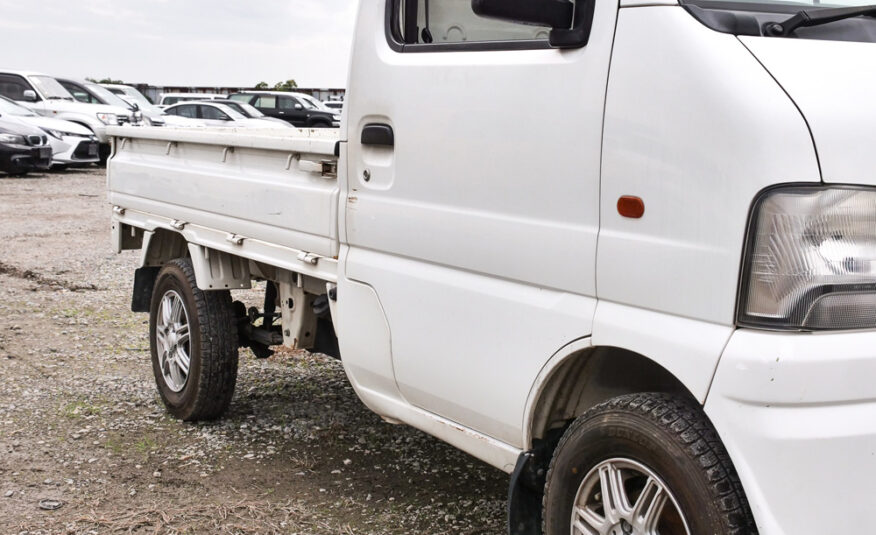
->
xmin=272 ymin=79 xmax=298 ymax=91
xmin=254 ymin=81 xmax=269 ymax=89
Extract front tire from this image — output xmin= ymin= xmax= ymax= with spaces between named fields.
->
xmin=149 ymin=258 xmax=238 ymax=421
xmin=543 ymin=393 xmax=756 ymax=535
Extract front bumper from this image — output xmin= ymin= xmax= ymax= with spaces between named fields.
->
xmin=47 ymin=135 xmax=100 ymax=166
xmin=706 ymin=329 xmax=876 ymax=534
xmin=0 ymin=143 xmax=52 ymax=173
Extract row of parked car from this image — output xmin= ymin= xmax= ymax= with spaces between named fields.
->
xmin=0 ymin=68 xmax=344 ymax=176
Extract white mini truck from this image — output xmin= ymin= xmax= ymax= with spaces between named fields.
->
xmin=107 ymin=0 xmax=876 ymax=533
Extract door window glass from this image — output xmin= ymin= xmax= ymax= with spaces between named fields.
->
xmin=60 ymin=82 xmax=97 ymax=104
xmin=0 ymin=74 xmax=35 ymax=100
xmin=279 ymin=97 xmax=302 ymax=110
xmin=253 ymin=96 xmax=277 ymax=109
xmin=175 ymin=104 xmax=197 ymax=118
xmin=200 ymin=105 xmax=230 ymax=121
xmin=394 ymin=0 xmax=550 ymax=45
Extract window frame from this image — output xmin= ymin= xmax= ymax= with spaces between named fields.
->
xmin=385 ymin=0 xmax=553 ymax=53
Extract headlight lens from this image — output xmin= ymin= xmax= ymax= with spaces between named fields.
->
xmin=332 ymin=114 xmax=341 ymax=121
xmin=96 ymin=112 xmax=118 ymax=125
xmin=41 ymin=128 xmax=63 ymax=139
xmin=0 ymin=133 xmax=27 ymax=144
xmin=740 ymin=185 xmax=876 ymax=330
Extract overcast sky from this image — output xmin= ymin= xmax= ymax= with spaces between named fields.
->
xmin=0 ymin=0 xmax=358 ymax=88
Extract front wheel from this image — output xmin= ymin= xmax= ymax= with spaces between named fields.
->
xmin=149 ymin=258 xmax=238 ymax=421
xmin=543 ymin=393 xmax=756 ymax=535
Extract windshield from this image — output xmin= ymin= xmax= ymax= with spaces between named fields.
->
xmin=0 ymin=95 xmax=37 ymax=116
xmin=84 ymin=82 xmax=133 ymax=109
xmin=118 ymin=87 xmax=155 ymax=106
xmin=236 ymin=102 xmax=264 ymax=117
xmin=301 ymin=94 xmax=331 ymax=111
xmin=295 ymin=96 xmax=318 ymax=110
xmin=210 ymin=104 xmax=245 ymax=120
xmin=30 ymin=76 xmax=73 ymax=100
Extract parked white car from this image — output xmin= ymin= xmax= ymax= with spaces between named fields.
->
xmin=0 ymin=70 xmax=136 ymax=161
xmin=162 ymin=102 xmax=292 ymax=128
xmin=101 ymin=83 xmax=169 ymax=127
xmin=157 ymin=93 xmax=227 ymax=108
xmin=0 ymin=96 xmax=99 ymax=167
xmin=323 ymin=100 xmax=343 ymax=111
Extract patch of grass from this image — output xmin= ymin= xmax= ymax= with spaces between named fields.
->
xmin=134 ymin=437 xmax=158 ymax=454
xmin=105 ymin=437 xmax=124 ymax=454
xmin=62 ymin=400 xmax=102 ymax=418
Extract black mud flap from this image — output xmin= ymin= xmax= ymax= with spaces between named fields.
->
xmin=508 ymin=452 xmax=545 ymax=535
xmin=131 ymin=267 xmax=159 ymax=312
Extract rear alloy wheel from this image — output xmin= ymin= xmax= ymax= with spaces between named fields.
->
xmin=543 ymin=393 xmax=756 ymax=535
xmin=149 ymin=258 xmax=238 ymax=421
xmin=154 ymin=290 xmax=191 ymax=393
xmin=570 ymin=458 xmax=689 ymax=535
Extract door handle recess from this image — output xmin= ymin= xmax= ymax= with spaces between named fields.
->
xmin=361 ymin=123 xmax=394 ymax=147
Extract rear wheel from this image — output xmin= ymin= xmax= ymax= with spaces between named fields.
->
xmin=149 ymin=258 xmax=238 ymax=421
xmin=543 ymin=393 xmax=756 ymax=535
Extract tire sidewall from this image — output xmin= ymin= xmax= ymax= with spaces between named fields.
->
xmin=149 ymin=262 xmax=203 ymax=419
xmin=544 ymin=411 xmax=726 ymax=535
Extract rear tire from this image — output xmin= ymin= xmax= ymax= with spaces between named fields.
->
xmin=149 ymin=258 xmax=238 ymax=421
xmin=542 ymin=393 xmax=756 ymax=535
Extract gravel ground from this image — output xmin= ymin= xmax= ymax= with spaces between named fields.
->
xmin=0 ymin=167 xmax=507 ymax=534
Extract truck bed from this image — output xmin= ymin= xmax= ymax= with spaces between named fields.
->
xmin=107 ymin=126 xmax=341 ymax=272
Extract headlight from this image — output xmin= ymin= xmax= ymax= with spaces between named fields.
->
xmin=739 ymin=185 xmax=876 ymax=330
xmin=0 ymin=133 xmax=26 ymax=144
xmin=332 ymin=114 xmax=341 ymax=121
xmin=40 ymin=128 xmax=64 ymax=139
xmin=96 ymin=112 xmax=118 ymax=125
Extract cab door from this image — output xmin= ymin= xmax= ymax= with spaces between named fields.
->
xmin=341 ymin=0 xmax=616 ymax=447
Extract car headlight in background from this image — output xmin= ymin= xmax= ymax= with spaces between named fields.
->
xmin=739 ymin=185 xmax=876 ymax=330
xmin=40 ymin=128 xmax=64 ymax=139
xmin=40 ymin=127 xmax=91 ymax=139
xmin=0 ymin=133 xmax=27 ymax=144
xmin=332 ymin=114 xmax=341 ymax=121
xmin=96 ymin=112 xmax=118 ymax=125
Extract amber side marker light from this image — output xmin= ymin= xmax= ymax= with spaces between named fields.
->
xmin=617 ymin=196 xmax=645 ymax=219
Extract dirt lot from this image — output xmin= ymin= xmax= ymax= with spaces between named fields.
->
xmin=0 ymin=167 xmax=507 ymax=534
